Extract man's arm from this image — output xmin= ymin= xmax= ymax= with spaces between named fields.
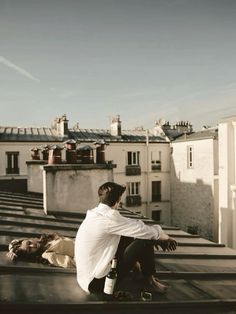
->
xmin=108 ymin=211 xmax=171 ymax=241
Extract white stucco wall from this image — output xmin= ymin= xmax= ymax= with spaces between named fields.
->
xmin=218 ymin=117 xmax=236 ymax=248
xmin=171 ymin=138 xmax=218 ymax=240
xmin=0 ymin=139 xmax=171 ymax=224
xmin=104 ymin=142 xmax=171 ymax=223
xmin=43 ymin=164 xmax=114 ymax=213
xmin=0 ymin=141 xmax=64 ymax=178
xmin=0 ymin=142 xmax=32 ymax=178
xmin=27 ymin=161 xmax=46 ymax=194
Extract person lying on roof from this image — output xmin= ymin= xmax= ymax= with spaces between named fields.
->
xmin=6 ymin=233 xmax=75 ymax=268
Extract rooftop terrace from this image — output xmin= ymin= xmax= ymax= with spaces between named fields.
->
xmin=0 ymin=191 xmax=236 ymax=314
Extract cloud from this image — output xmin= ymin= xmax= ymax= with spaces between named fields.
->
xmin=0 ymin=56 xmax=40 ymax=82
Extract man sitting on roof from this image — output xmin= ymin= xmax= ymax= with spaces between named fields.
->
xmin=75 ymin=181 xmax=177 ymax=296
xmin=6 ymin=233 xmax=75 ymax=268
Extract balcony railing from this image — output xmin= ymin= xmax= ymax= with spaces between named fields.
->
xmin=151 ymin=161 xmax=161 ymax=171
xmin=151 ymin=164 xmax=161 ymax=171
xmin=125 ymin=165 xmax=141 ymax=176
xmin=126 ymin=195 xmax=142 ymax=207
xmin=6 ymin=168 xmax=19 ymax=175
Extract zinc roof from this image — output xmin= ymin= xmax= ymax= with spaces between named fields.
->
xmin=0 ymin=126 xmax=168 ymax=143
xmin=70 ymin=128 xmax=167 ymax=143
xmin=0 ymin=127 xmax=63 ymax=142
xmin=173 ymin=128 xmax=218 ymax=143
xmin=0 ymin=191 xmax=236 ymax=313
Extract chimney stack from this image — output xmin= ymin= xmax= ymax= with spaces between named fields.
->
xmin=174 ymin=121 xmax=193 ymax=134
xmin=110 ymin=115 xmax=122 ymax=137
xmin=52 ymin=114 xmax=69 ymax=137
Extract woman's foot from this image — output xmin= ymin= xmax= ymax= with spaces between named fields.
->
xmin=144 ymin=276 xmax=168 ymax=294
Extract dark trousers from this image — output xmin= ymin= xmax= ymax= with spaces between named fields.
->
xmin=88 ymin=237 xmax=156 ymax=293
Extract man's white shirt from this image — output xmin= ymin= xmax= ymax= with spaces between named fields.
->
xmin=75 ymin=203 xmax=164 ymax=293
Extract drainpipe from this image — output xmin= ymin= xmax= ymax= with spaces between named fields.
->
xmin=146 ymin=130 xmax=150 ymax=218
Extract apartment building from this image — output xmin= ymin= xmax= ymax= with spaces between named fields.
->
xmin=0 ymin=114 xmax=181 ymax=225
xmin=70 ymin=115 xmax=172 ymax=223
xmin=218 ymin=115 xmax=236 ymax=249
xmin=0 ymin=115 xmax=68 ymax=192
xmin=170 ymin=127 xmax=219 ymax=241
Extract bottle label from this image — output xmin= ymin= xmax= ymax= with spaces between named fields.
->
xmin=104 ymin=277 xmax=117 ymax=295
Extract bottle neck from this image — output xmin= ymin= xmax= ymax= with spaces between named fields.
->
xmin=111 ymin=258 xmax=117 ymax=269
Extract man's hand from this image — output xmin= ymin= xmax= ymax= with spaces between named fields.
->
xmin=155 ymin=237 xmax=177 ymax=252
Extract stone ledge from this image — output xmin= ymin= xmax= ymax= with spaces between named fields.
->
xmin=43 ymin=163 xmax=116 ymax=172
xmin=26 ymin=160 xmax=47 ymax=165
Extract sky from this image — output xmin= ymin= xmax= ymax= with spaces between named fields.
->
xmin=0 ymin=0 xmax=236 ymax=131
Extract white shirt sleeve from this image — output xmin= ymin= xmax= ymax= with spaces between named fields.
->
xmin=107 ymin=210 xmax=164 ymax=240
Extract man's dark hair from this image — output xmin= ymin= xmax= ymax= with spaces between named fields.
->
xmin=98 ymin=182 xmax=126 ymax=207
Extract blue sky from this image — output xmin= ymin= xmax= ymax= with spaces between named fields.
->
xmin=0 ymin=0 xmax=236 ymax=131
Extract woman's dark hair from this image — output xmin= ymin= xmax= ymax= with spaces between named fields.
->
xmin=98 ymin=182 xmax=126 ymax=207
xmin=8 ymin=233 xmax=58 ymax=263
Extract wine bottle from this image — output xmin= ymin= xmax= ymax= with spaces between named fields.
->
xmin=103 ymin=258 xmax=117 ymax=295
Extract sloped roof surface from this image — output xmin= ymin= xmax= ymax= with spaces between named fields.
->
xmin=0 ymin=126 xmax=167 ymax=143
xmin=0 ymin=127 xmax=63 ymax=142
xmin=1 ymin=191 xmax=236 ymax=314
xmin=163 ymin=128 xmax=185 ymax=141
xmin=70 ymin=128 xmax=167 ymax=143
xmin=173 ymin=128 xmax=218 ymax=142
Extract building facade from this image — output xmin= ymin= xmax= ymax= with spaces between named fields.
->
xmin=70 ymin=115 xmax=172 ymax=223
xmin=0 ymin=115 xmax=175 ymax=225
xmin=170 ymin=128 xmax=219 ymax=241
xmin=0 ymin=115 xmax=69 ymax=192
xmin=218 ymin=115 xmax=236 ymax=249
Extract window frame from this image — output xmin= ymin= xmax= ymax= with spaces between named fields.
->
xmin=151 ymin=180 xmax=161 ymax=202
xmin=128 ymin=182 xmax=140 ymax=196
xmin=6 ymin=151 xmax=20 ymax=175
xmin=127 ymin=151 xmax=140 ymax=166
xmin=187 ymin=145 xmax=194 ymax=169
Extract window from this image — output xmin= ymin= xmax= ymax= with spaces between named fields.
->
xmin=128 ymin=182 xmax=140 ymax=195
xmin=127 ymin=151 xmax=140 ymax=165
xmin=126 ymin=151 xmax=141 ymax=175
xmin=126 ymin=182 xmax=142 ymax=207
xmin=152 ymin=210 xmax=161 ymax=222
xmin=152 ymin=181 xmax=161 ymax=202
xmin=187 ymin=145 xmax=194 ymax=168
xmin=6 ymin=152 xmax=19 ymax=174
xmin=151 ymin=151 xmax=161 ymax=170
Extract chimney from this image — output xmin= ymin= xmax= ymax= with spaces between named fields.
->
xmin=153 ymin=119 xmax=166 ymax=137
xmin=52 ymin=114 xmax=69 ymax=137
xmin=110 ymin=115 xmax=122 ymax=137
xmin=162 ymin=121 xmax=171 ymax=132
xmin=174 ymin=120 xmax=193 ymax=134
